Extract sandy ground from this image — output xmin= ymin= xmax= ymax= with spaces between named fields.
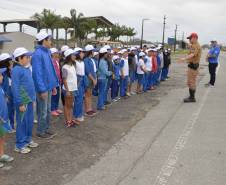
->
xmin=1 ymin=53 xmax=207 ymax=185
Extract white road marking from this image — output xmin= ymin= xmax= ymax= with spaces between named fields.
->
xmin=154 ymin=64 xmax=220 ymax=185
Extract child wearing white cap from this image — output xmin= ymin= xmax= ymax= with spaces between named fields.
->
xmin=50 ymin=48 xmax=63 ymax=117
xmin=32 ymin=31 xmax=58 ymax=139
xmin=0 ymin=53 xmax=15 ymax=133
xmin=11 ymin=47 xmax=38 ymax=154
xmin=119 ymin=49 xmax=129 ymax=98
xmin=83 ymin=45 xmax=97 ymax=117
xmin=111 ymin=55 xmax=121 ymax=102
xmin=62 ymin=49 xmax=79 ymax=127
xmin=0 ymin=68 xmax=14 ymax=168
xmin=73 ymin=49 xmax=86 ymax=122
xmin=97 ymin=48 xmax=112 ymax=110
xmin=136 ymin=52 xmax=147 ymax=94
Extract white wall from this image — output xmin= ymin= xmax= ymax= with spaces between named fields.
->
xmin=0 ymin=32 xmax=36 ymax=53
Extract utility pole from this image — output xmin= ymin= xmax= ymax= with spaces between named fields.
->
xmin=162 ymin=15 xmax=166 ymax=49
xmin=174 ymin=24 xmax=178 ymax=52
xmin=140 ymin=18 xmax=150 ymax=49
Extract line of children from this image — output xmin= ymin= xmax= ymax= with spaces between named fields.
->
xmin=0 ymin=34 xmax=172 ymax=166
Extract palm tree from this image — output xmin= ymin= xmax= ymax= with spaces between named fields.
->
xmin=32 ymin=9 xmax=61 ymax=36
xmin=125 ymin=27 xmax=136 ymax=45
xmin=69 ymin=9 xmax=85 ymax=45
xmin=61 ymin=16 xmax=72 ymax=44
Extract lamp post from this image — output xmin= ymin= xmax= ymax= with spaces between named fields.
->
xmin=140 ymin=18 xmax=150 ymax=49
xmin=174 ymin=24 xmax=178 ymax=52
xmin=162 ymin=15 xmax=166 ymax=49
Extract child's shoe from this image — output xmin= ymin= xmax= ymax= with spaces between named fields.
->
xmin=0 ymin=154 xmax=14 ymax=162
xmin=15 ymin=146 xmax=31 ymax=154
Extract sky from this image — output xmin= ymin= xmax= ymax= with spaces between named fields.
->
xmin=0 ymin=0 xmax=226 ymax=45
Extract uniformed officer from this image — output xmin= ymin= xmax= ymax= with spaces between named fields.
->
xmin=205 ymin=39 xmax=220 ymax=87
xmin=179 ymin=33 xmax=202 ymax=103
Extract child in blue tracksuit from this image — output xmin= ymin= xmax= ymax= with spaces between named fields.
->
xmin=97 ymin=48 xmax=112 ymax=110
xmin=12 ymin=47 xmax=38 ymax=154
xmin=0 ymin=68 xmax=14 ymax=168
xmin=0 ymin=53 xmax=15 ymax=132
xmin=111 ymin=55 xmax=121 ymax=101
xmin=73 ymin=48 xmax=86 ymax=122
xmin=155 ymin=51 xmax=162 ymax=86
xmin=119 ymin=49 xmax=129 ymax=98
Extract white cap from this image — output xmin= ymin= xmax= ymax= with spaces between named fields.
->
xmin=50 ymin=48 xmax=59 ymax=54
xmin=61 ymin=45 xmax=69 ymax=53
xmin=112 ymin=55 xmax=119 ymax=61
xmin=99 ymin=47 xmax=108 ymax=54
xmin=0 ymin=53 xmax=12 ymax=61
xmin=64 ymin=49 xmax=76 ymax=58
xmin=103 ymin=45 xmax=111 ymax=50
xmin=74 ymin=47 xmax=83 ymax=53
xmin=130 ymin=47 xmax=137 ymax=51
xmin=85 ymin=45 xmax=94 ymax=51
xmin=36 ymin=31 xmax=51 ymax=42
xmin=13 ymin=47 xmax=32 ymax=59
xmin=93 ymin=52 xmax=99 ymax=56
xmin=156 ymin=46 xmax=162 ymax=50
xmin=118 ymin=49 xmax=127 ymax=54
xmin=139 ymin=52 xmax=146 ymax=57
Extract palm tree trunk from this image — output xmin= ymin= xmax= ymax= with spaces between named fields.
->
xmin=65 ymin=29 xmax=68 ymax=45
xmin=56 ymin=28 xmax=59 ymax=48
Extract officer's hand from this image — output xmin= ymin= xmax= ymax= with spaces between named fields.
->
xmin=19 ymin=105 xmax=26 ymax=112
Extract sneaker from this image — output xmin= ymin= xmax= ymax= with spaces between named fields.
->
xmin=51 ymin=111 xmax=60 ymax=116
xmin=0 ymin=163 xmax=4 ymax=168
xmin=126 ymin=92 xmax=131 ymax=97
xmin=117 ymin=97 xmax=121 ymax=101
xmin=8 ymin=129 xmax=16 ymax=134
xmin=56 ymin=109 xmax=63 ymax=114
xmin=45 ymin=130 xmax=57 ymax=137
xmin=36 ymin=133 xmax=53 ymax=139
xmin=131 ymin=92 xmax=136 ymax=95
xmin=27 ymin=141 xmax=39 ymax=148
xmin=97 ymin=107 xmax=106 ymax=111
xmin=104 ymin=101 xmax=112 ymax=105
xmin=112 ymin=99 xmax=117 ymax=102
xmin=76 ymin=116 xmax=84 ymax=122
xmin=15 ymin=147 xmax=31 ymax=154
xmin=0 ymin=154 xmax=14 ymax=162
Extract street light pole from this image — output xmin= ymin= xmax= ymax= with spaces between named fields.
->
xmin=140 ymin=18 xmax=149 ymax=49
xmin=162 ymin=15 xmax=166 ymax=49
xmin=174 ymin=24 xmax=178 ymax=52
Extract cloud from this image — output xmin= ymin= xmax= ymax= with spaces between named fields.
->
xmin=0 ymin=0 xmax=225 ymax=44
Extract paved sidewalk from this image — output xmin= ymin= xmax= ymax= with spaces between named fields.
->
xmin=64 ymin=53 xmax=226 ymax=185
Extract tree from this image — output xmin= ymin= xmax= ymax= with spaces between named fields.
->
xmin=61 ymin=16 xmax=72 ymax=44
xmin=32 ymin=9 xmax=61 ymax=36
xmin=68 ymin=9 xmax=85 ymax=45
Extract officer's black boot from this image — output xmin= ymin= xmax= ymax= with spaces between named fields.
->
xmin=184 ymin=89 xmax=196 ymax=103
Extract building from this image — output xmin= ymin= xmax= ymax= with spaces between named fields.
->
xmin=0 ymin=32 xmax=36 ymax=53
